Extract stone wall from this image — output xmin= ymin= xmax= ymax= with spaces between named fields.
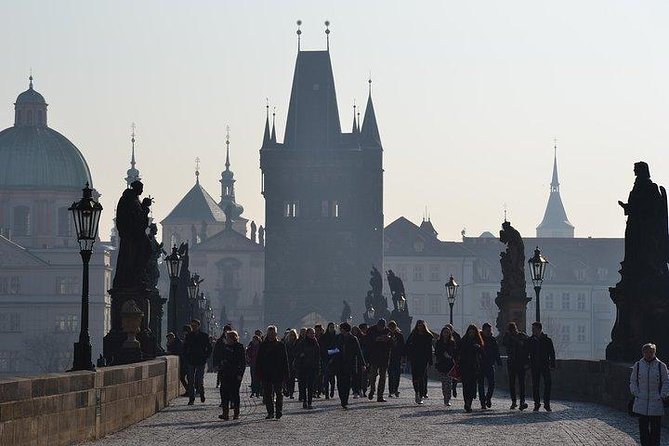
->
xmin=0 ymin=356 xmax=180 ymax=446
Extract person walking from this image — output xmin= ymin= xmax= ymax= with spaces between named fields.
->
xmin=630 ymin=343 xmax=669 ymax=446
xmin=447 ymin=323 xmax=462 ymax=399
xmin=333 ymin=322 xmax=366 ymax=409
xmin=458 ymin=324 xmax=483 ymax=413
xmin=478 ymin=322 xmax=502 ymax=409
xmin=313 ymin=324 xmax=325 ymax=398
xmin=527 ymin=321 xmax=556 ymax=412
xmin=351 ymin=325 xmax=364 ymax=398
xmin=405 ymin=320 xmax=434 ymax=405
xmin=357 ymin=323 xmax=371 ymax=397
xmin=366 ymin=318 xmax=393 ymax=402
xmin=283 ymin=329 xmax=299 ymax=399
xmin=319 ymin=323 xmax=338 ymax=399
xmin=294 ymin=327 xmax=321 ymax=409
xmin=387 ymin=320 xmax=405 ymax=398
xmin=246 ymin=335 xmax=262 ymax=398
xmin=435 ymin=325 xmax=457 ymax=406
xmin=183 ymin=319 xmax=213 ymax=405
xmin=166 ymin=330 xmax=189 ymax=396
xmin=213 ymin=330 xmax=245 ymax=420
xmin=257 ymin=325 xmax=290 ymax=419
xmin=502 ymin=322 xmax=529 ymax=410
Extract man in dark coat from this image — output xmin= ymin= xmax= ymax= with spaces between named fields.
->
xmin=478 ymin=322 xmax=502 ymax=409
xmin=257 ymin=325 xmax=290 ymax=419
xmin=166 ymin=331 xmax=188 ymax=396
xmin=366 ymin=319 xmax=393 ymax=402
xmin=387 ymin=320 xmax=405 ymax=398
xmin=528 ymin=321 xmax=556 ymax=412
xmin=334 ymin=322 xmax=366 ymax=409
xmin=293 ymin=327 xmax=321 ymax=409
xmin=502 ymin=322 xmax=529 ymax=410
xmin=183 ymin=319 xmax=212 ymax=405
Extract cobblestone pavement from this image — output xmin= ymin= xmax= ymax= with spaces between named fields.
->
xmin=88 ymin=373 xmax=667 ymax=446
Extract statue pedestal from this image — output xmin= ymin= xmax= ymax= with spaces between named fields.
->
xmin=104 ymin=287 xmax=155 ymax=365
xmin=495 ymin=290 xmax=530 ymax=335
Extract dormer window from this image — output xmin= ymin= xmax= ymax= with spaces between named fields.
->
xmin=413 ymin=238 xmax=425 ymax=253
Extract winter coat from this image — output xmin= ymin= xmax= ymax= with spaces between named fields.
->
xmin=284 ymin=339 xmax=297 ymax=371
xmin=333 ymin=333 xmax=366 ymax=374
xmin=502 ymin=331 xmax=529 ymax=370
xmin=527 ymin=334 xmax=556 ymax=370
xmin=246 ymin=340 xmax=260 ymax=366
xmin=389 ymin=330 xmax=405 ymax=366
xmin=214 ymin=341 xmax=246 ymax=378
xmin=630 ymin=357 xmax=669 ymax=416
xmin=434 ymin=338 xmax=457 ymax=374
xmin=256 ymin=339 xmax=290 ymax=384
xmin=166 ymin=337 xmax=183 ymax=356
xmin=183 ymin=330 xmax=213 ymax=366
xmin=405 ymin=331 xmax=434 ymax=368
xmin=366 ymin=326 xmax=393 ymax=366
xmin=293 ymin=337 xmax=321 ymax=372
xmin=458 ymin=337 xmax=483 ymax=382
xmin=481 ymin=334 xmax=502 ymax=369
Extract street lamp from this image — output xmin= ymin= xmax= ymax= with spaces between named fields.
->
xmin=365 ymin=306 xmax=375 ymax=322
xmin=69 ymin=183 xmax=102 ymax=371
xmin=445 ymin=275 xmax=459 ymax=326
xmin=164 ymin=245 xmax=182 ymax=333
xmin=528 ymin=246 xmax=549 ymax=323
xmin=397 ymin=296 xmax=407 ymax=312
xmin=187 ymin=273 xmax=202 ymax=320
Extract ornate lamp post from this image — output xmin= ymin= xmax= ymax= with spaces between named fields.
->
xmin=69 ymin=183 xmax=102 ymax=371
xmin=445 ymin=275 xmax=459 ymax=326
xmin=187 ymin=273 xmax=202 ymax=320
xmin=528 ymin=247 xmax=549 ymax=323
xmin=365 ymin=306 xmax=376 ymax=324
xmin=164 ymin=246 xmax=182 ymax=333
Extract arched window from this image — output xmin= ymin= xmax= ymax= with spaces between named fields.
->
xmin=57 ymin=207 xmax=70 ymax=237
xmin=12 ymin=206 xmax=30 ymax=236
xmin=27 ymin=110 xmax=33 ymax=125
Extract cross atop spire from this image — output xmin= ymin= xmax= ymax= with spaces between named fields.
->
xmin=551 ymin=138 xmax=560 ymax=192
xmin=325 ymin=20 xmax=331 ymax=51
xmin=28 ymin=71 xmax=33 ymax=90
xmin=125 ymin=122 xmax=141 ymax=187
xmin=296 ymin=20 xmax=302 ymax=52
xmin=271 ymin=107 xmax=277 ymax=143
xmin=195 ymin=157 xmax=201 ymax=184
xmin=225 ymin=125 xmax=231 ymax=171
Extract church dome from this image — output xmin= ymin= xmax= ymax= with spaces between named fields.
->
xmin=0 ymin=78 xmax=93 ymax=189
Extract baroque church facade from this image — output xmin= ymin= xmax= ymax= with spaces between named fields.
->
xmin=260 ymin=31 xmax=384 ymax=328
xmin=0 ymin=78 xmax=113 ymax=375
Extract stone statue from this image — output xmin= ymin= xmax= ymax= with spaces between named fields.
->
xmin=224 ymin=204 xmax=234 ymax=230
xmin=386 ymin=270 xmax=406 ymax=312
xmin=146 ymin=223 xmax=165 ymax=290
xmin=113 ymin=180 xmax=151 ymax=290
xmin=370 ymin=266 xmax=383 ymax=297
xmin=258 ymin=226 xmax=265 ymax=246
xmin=341 ymin=300 xmax=352 ymax=323
xmin=617 ymin=161 xmax=669 ymax=283
xmin=499 ymin=221 xmax=526 ymax=297
xmin=250 ymin=221 xmax=257 ymax=243
xmin=365 ymin=290 xmax=374 ymax=311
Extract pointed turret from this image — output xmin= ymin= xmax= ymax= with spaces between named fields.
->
xmin=536 ymin=143 xmax=574 ymax=238
xmin=361 ymin=80 xmax=381 ymax=148
xmin=351 ymin=102 xmax=359 ymax=133
xmin=125 ymin=123 xmax=141 ymax=187
xmin=271 ymin=109 xmax=277 ymax=144
xmin=262 ymin=105 xmax=271 ymax=148
xmin=219 ymin=127 xmax=244 ymax=220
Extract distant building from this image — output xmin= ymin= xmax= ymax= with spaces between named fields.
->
xmin=260 ymin=34 xmax=384 ymax=328
xmin=0 ymin=78 xmax=112 ymax=375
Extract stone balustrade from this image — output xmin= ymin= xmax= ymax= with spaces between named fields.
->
xmin=0 ymin=356 xmax=180 ymax=446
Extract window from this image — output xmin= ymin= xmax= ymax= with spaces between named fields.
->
xmin=55 ymin=315 xmax=78 ymax=333
xmin=12 ymin=206 xmax=30 ymax=236
xmin=429 ymin=296 xmax=440 ymax=314
xmin=37 ymin=110 xmax=44 ymax=125
xmin=545 ymin=293 xmax=554 ymax=310
xmin=396 ymin=265 xmax=407 ymax=281
xmin=217 ymin=258 xmax=241 ymax=290
xmin=0 ymin=313 xmax=21 ymax=332
xmin=575 ymin=269 xmax=586 ymax=281
xmin=413 ymin=238 xmax=425 ymax=253
xmin=577 ymin=325 xmax=586 ymax=343
xmin=413 ymin=265 xmax=424 ymax=281
xmin=561 ymin=325 xmax=570 ymax=343
xmin=0 ymin=277 xmax=21 ymax=295
xmin=0 ymin=351 xmax=19 ymax=372
xmin=577 ymin=293 xmax=586 ymax=311
xmin=27 ymin=110 xmax=33 ymax=125
xmin=561 ymin=293 xmax=570 ymax=310
xmin=596 ymin=268 xmax=608 ymax=281
xmin=413 ymin=296 xmax=424 ymax=315
xmin=57 ymin=207 xmax=71 ymax=237
xmin=56 ymin=277 xmax=80 ymax=295
xmin=429 ymin=264 xmax=440 ymax=281
xmin=480 ymin=292 xmax=492 ymax=310
xmin=332 ymin=201 xmax=339 ymax=218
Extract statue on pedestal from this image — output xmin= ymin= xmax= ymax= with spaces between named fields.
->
xmin=607 ymin=162 xmax=669 ymax=362
xmin=495 ymin=220 xmax=530 ymax=335
xmin=363 ymin=266 xmax=390 ymax=324
xmin=341 ymin=300 xmax=352 ymax=323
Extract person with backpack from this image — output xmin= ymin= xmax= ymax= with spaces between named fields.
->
xmin=630 ymin=343 xmax=669 ymax=446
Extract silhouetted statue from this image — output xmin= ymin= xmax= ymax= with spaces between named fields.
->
xmin=258 ymin=226 xmax=265 ymax=246
xmin=250 ymin=221 xmax=257 ymax=242
xmin=618 ymin=162 xmax=669 ymax=283
xmin=386 ymin=270 xmax=406 ymax=312
xmin=146 ymin=223 xmax=165 ymax=290
xmin=365 ymin=290 xmax=374 ymax=311
xmin=224 ymin=204 xmax=234 ymax=230
xmin=341 ymin=300 xmax=352 ymax=323
xmin=113 ymin=180 xmax=151 ymax=290
xmin=499 ymin=221 xmax=526 ymax=297
xmin=370 ymin=266 xmax=383 ymax=297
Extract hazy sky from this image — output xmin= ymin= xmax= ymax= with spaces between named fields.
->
xmin=2 ymin=1 xmax=668 ymax=241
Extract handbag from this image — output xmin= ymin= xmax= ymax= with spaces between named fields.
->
xmin=447 ymin=362 xmax=462 ymax=382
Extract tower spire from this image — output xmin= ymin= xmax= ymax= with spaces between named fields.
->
xmin=271 ymin=107 xmax=277 ymax=143
xmin=125 ymin=122 xmax=141 ymax=187
xmin=551 ymin=138 xmax=559 ymax=192
xmin=262 ymin=99 xmax=271 ymax=148
xmin=296 ymin=20 xmax=302 ymax=52
xmin=361 ymin=77 xmax=382 ymax=147
xmin=28 ymin=70 xmax=33 ymax=90
xmin=537 ymin=139 xmax=574 ymax=237
xmin=325 ymin=20 xmax=331 ymax=51
xmin=352 ymin=100 xmax=358 ymax=133
xmin=225 ymin=125 xmax=231 ymax=171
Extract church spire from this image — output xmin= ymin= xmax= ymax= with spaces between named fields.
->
xmin=262 ymin=101 xmax=271 ymax=148
xmin=536 ymin=141 xmax=574 ymax=238
xmin=220 ymin=126 xmax=244 ymax=221
xmin=551 ymin=139 xmax=559 ymax=192
xmin=271 ymin=108 xmax=277 ymax=143
xmin=360 ymin=78 xmax=381 ymax=147
xmin=352 ymin=101 xmax=358 ymax=133
xmin=125 ymin=123 xmax=141 ymax=187
xmin=224 ymin=125 xmax=231 ymax=171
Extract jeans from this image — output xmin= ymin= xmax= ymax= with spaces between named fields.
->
xmin=639 ymin=415 xmax=662 ymax=446
xmin=388 ymin=361 xmax=401 ymax=395
xmin=250 ymin=364 xmax=261 ymax=395
xmin=187 ymin=364 xmax=206 ymax=400
xmin=262 ymin=381 xmax=283 ymax=416
xmin=477 ymin=366 xmax=495 ymax=403
xmin=285 ymin=369 xmax=296 ymax=397
xmin=337 ymin=372 xmax=352 ymax=406
xmin=531 ymin=366 xmax=552 ymax=405
xmin=220 ymin=374 xmax=243 ymax=409
xmin=440 ymin=372 xmax=452 ymax=403
xmin=298 ymin=367 xmax=316 ymax=406
xmin=368 ymin=363 xmax=388 ymax=398
xmin=508 ymin=365 xmax=526 ymax=403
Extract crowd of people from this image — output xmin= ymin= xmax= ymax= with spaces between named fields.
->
xmin=166 ymin=317 xmax=559 ymax=419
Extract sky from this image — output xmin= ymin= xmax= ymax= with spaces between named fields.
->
xmin=1 ymin=0 xmax=668 ymax=241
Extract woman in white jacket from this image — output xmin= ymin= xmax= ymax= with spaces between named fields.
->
xmin=630 ymin=343 xmax=669 ymax=446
